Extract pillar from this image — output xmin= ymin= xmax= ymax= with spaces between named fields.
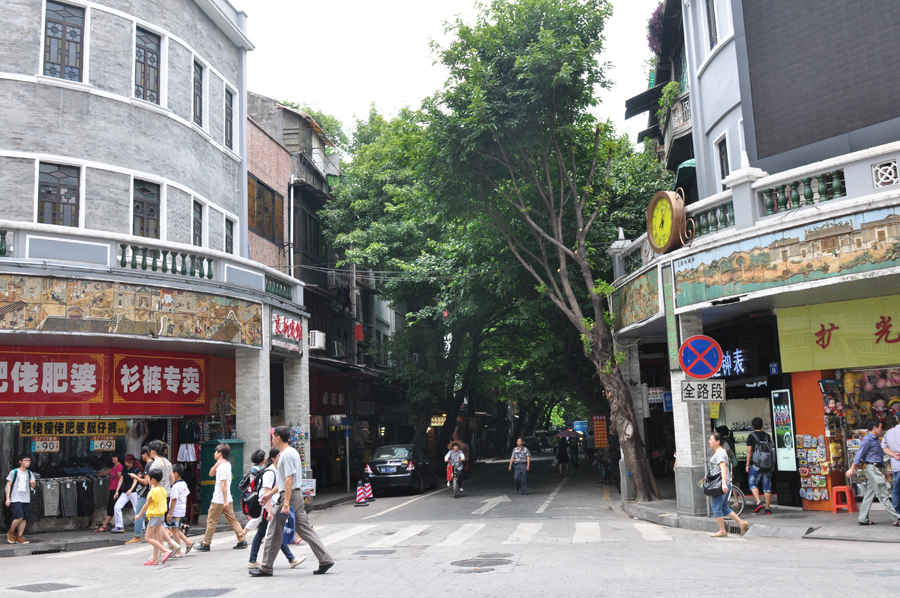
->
xmin=671 ymin=312 xmax=709 ymax=516
xmin=235 ymin=303 xmax=271 ymax=474
xmin=283 ymin=315 xmax=311 ymax=475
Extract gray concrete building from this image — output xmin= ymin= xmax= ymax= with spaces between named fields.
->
xmin=0 ymin=0 xmax=310 ymax=524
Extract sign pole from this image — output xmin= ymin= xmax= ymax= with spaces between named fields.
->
xmin=346 ymin=427 xmax=351 ymax=495
xmin=701 ymin=401 xmax=710 ymax=518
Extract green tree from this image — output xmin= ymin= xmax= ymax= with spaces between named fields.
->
xmin=430 ymin=0 xmax=661 ymax=499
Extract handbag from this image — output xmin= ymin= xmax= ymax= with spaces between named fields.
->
xmin=701 ymin=470 xmax=724 ymax=496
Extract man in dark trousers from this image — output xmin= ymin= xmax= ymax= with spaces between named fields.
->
xmin=847 ymin=421 xmax=900 ymax=526
xmin=745 ymin=417 xmax=774 ymax=514
xmin=250 ymin=426 xmax=334 ymax=577
xmin=508 ymin=438 xmax=531 ymax=495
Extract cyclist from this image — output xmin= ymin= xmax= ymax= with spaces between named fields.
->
xmin=445 ymin=442 xmax=465 ymax=492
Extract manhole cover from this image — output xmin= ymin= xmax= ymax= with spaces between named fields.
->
xmin=477 ymin=552 xmax=513 ymax=559
xmin=163 ymin=590 xmax=235 ymax=598
xmin=456 ymin=568 xmax=494 ymax=574
xmin=10 ymin=583 xmax=79 ymax=593
xmin=452 ymin=559 xmax=511 ymax=567
xmin=354 ymin=549 xmax=397 ymax=556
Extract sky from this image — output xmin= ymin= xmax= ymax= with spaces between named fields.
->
xmin=229 ymin=0 xmax=660 ymax=146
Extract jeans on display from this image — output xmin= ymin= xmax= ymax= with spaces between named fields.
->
xmin=249 ymin=513 xmax=295 ymax=564
xmin=114 ymin=492 xmax=139 ymax=529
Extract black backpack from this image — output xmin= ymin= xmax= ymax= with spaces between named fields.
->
xmin=750 ymin=432 xmax=774 ymax=472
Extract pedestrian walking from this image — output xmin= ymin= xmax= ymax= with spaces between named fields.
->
xmin=508 ymin=438 xmax=531 ymax=495
xmin=745 ymin=417 xmax=775 ymax=514
xmin=124 ymin=448 xmax=153 ymax=544
xmin=147 ymin=440 xmax=179 ymax=552
xmin=250 ymin=427 xmax=334 ymax=577
xmin=166 ymin=464 xmax=194 ymax=556
xmin=556 ymin=439 xmax=569 ymax=476
xmin=196 ymin=443 xmax=247 ymax=551
xmin=96 ymin=454 xmax=123 ymax=532
xmin=846 ymin=421 xmax=900 ymax=526
xmin=5 ymin=454 xmax=36 ymax=544
xmin=241 ymin=449 xmax=267 ymax=539
xmin=113 ymin=454 xmax=141 ymax=533
xmin=881 ymin=422 xmax=900 ymax=513
xmin=134 ymin=469 xmax=172 ymax=565
xmin=247 ymin=448 xmax=304 ymax=570
xmin=708 ymin=431 xmax=749 ymax=538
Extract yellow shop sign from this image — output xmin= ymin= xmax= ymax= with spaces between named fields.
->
xmin=778 ymin=296 xmax=900 ymax=372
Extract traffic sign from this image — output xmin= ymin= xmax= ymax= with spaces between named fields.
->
xmin=678 ymin=335 xmax=723 ymax=379
xmin=681 ymin=379 xmax=725 ymax=402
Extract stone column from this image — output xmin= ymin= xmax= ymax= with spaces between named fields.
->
xmin=235 ymin=303 xmax=271 ymax=474
xmin=671 ymin=312 xmax=709 ymax=516
xmin=283 ymin=315 xmax=311 ymax=474
xmin=725 ymin=151 xmax=768 ymax=230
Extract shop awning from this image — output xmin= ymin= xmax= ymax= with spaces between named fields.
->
xmin=673 ymin=158 xmax=696 ymax=191
xmin=624 ymin=82 xmax=666 ymax=120
xmin=637 ymin=124 xmax=660 ymax=143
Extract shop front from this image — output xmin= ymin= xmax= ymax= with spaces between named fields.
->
xmin=0 ymin=346 xmax=220 ymax=531
xmin=778 ymin=294 xmax=900 ymax=510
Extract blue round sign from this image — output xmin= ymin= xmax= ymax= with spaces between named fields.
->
xmin=678 ymin=335 xmax=723 ymax=379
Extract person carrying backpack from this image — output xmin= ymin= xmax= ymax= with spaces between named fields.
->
xmin=745 ymin=417 xmax=775 ymax=514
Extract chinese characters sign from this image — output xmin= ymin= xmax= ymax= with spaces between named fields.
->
xmin=681 ymin=379 xmax=725 ymax=402
xmin=592 ymin=415 xmax=609 ymax=449
xmin=20 ymin=420 xmax=126 ymax=436
xmin=0 ymin=347 xmax=208 ymax=417
xmin=113 ymin=351 xmax=207 ymax=414
xmin=778 ymin=296 xmax=900 ymax=372
xmin=271 ymin=311 xmax=303 ymax=354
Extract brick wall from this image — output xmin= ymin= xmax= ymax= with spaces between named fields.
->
xmin=248 ymin=118 xmax=292 ymax=275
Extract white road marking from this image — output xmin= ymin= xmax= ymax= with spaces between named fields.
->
xmin=633 ymin=522 xmax=673 ymax=541
xmin=366 ymin=524 xmax=431 ymax=548
xmin=572 ymin=522 xmax=601 ymax=543
xmin=536 ymin=475 xmax=571 ymax=514
xmin=502 ymin=522 xmax=542 ymax=545
xmin=318 ymin=524 xmax=377 ymax=546
xmin=436 ymin=523 xmax=485 ymax=546
xmin=471 ymin=495 xmax=512 ymax=515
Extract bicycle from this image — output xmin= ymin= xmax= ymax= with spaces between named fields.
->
xmin=447 ymin=463 xmax=463 ymax=498
xmin=591 ymin=458 xmax=620 ymax=491
xmin=727 ymin=484 xmax=745 ymax=516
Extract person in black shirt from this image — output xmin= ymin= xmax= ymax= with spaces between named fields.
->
xmin=745 ymin=417 xmax=774 ymax=514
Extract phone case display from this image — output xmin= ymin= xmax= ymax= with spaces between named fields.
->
xmin=796 ymin=433 xmax=837 ymax=501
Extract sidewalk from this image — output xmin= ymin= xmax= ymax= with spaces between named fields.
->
xmin=624 ymin=477 xmax=899 ymax=543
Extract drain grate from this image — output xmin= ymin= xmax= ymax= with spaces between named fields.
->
xmin=354 ymin=549 xmax=397 ymax=556
xmin=28 ymin=549 xmax=63 ymax=556
xmin=10 ymin=583 xmax=79 ymax=593
xmin=452 ymin=559 xmax=511 ymax=567
xmin=163 ymin=590 xmax=235 ymax=598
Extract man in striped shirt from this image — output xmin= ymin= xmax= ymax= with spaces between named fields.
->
xmin=508 ymin=438 xmax=531 ymax=495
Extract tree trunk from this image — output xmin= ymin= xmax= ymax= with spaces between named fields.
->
xmin=409 ymin=401 xmax=433 ymax=446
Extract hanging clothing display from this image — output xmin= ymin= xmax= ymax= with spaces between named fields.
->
xmin=59 ymin=480 xmax=78 ymax=518
xmin=43 ymin=480 xmax=60 ymax=517
xmin=76 ymin=478 xmax=94 ymax=516
xmin=126 ymin=420 xmax=149 ymax=457
xmin=177 ymin=443 xmax=198 ymax=462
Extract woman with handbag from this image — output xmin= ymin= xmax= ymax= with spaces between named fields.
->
xmin=706 ymin=431 xmax=749 ymax=538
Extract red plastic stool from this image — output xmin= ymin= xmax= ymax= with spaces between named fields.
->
xmin=832 ymin=485 xmax=857 ymax=513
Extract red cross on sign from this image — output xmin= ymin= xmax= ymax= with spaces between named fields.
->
xmin=678 ymin=335 xmax=723 ymax=379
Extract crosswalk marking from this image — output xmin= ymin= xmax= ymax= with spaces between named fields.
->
xmin=572 ymin=522 xmax=601 ymax=543
xmin=319 ymin=524 xmax=376 ymax=546
xmin=436 ymin=523 xmax=485 ymax=546
xmin=536 ymin=475 xmax=570 ymax=514
xmin=502 ymin=522 xmax=542 ymax=545
xmin=366 ymin=524 xmax=430 ymax=548
xmin=633 ymin=522 xmax=672 ymax=541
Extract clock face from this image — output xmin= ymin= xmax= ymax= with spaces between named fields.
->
xmin=645 ymin=190 xmax=685 ymax=253
xmin=650 ymin=198 xmax=673 ymax=249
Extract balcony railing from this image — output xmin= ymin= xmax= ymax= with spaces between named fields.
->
xmin=660 ymin=90 xmax=691 ymax=155
xmin=686 ymin=190 xmax=734 ymax=239
xmin=759 ymin=170 xmax=845 ymax=216
xmin=0 ymin=221 xmax=303 ymax=306
xmin=292 ymin=151 xmax=330 ymax=196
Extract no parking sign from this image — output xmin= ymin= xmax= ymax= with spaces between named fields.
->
xmin=678 ymin=335 xmax=723 ymax=379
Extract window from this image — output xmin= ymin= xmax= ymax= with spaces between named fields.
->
xmin=856 ymin=238 xmax=862 ymax=249
xmin=301 ymin=208 xmax=323 ymax=260
xmin=717 ymin=138 xmax=729 ymax=190
xmin=225 ymin=218 xmax=234 ymax=254
xmin=247 ymin=174 xmax=284 ymax=243
xmin=133 ymin=180 xmax=161 ymax=239
xmin=38 ymin=163 xmax=79 ymax=227
xmin=193 ymin=61 xmax=203 ymax=126
xmin=192 ymin=201 xmax=203 ymax=246
xmin=705 ymin=0 xmax=718 ymax=50
xmin=135 ymin=28 xmax=161 ymax=104
xmin=780 ymin=250 xmax=788 ymax=262
xmin=44 ymin=2 xmax=85 ymax=82
xmin=877 ymin=230 xmax=887 ymax=242
xmin=224 ymin=89 xmax=234 ymax=150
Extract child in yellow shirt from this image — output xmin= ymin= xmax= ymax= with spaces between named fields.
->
xmin=135 ymin=469 xmax=171 ymax=565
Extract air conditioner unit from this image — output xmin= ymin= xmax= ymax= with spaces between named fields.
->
xmin=331 ymin=341 xmax=345 ymax=358
xmin=309 ymin=330 xmax=326 ymax=351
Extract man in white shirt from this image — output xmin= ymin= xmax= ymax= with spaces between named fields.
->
xmin=196 ymin=443 xmax=247 ymax=551
xmin=5 ymin=454 xmax=36 ymax=544
xmin=250 ymin=426 xmax=334 ymax=577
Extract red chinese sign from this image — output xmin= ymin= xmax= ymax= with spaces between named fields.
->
xmin=0 ymin=348 xmax=106 ymax=417
xmin=0 ymin=347 xmax=208 ymax=417
xmin=113 ymin=350 xmax=208 ymax=415
xmin=273 ymin=314 xmax=303 ymax=342
xmin=814 ymin=323 xmax=839 ymax=349
xmin=874 ymin=316 xmax=900 ymax=344
xmin=592 ymin=415 xmax=609 ymax=449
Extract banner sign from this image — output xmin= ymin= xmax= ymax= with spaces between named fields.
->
xmin=113 ymin=351 xmax=208 ymax=415
xmin=272 ymin=311 xmax=303 ymax=354
xmin=20 ymin=420 xmax=127 ymax=436
xmin=31 ymin=436 xmax=59 ymax=452
xmin=90 ymin=436 xmax=116 ymax=451
xmin=592 ymin=415 xmax=609 ymax=449
xmin=0 ymin=346 xmax=208 ymax=417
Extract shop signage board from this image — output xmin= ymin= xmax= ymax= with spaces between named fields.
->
xmin=681 ymin=379 xmax=725 ymax=402
xmin=19 ymin=419 xmax=127 ymax=436
xmin=678 ymin=336 xmax=723 ymax=379
xmin=646 ymin=387 xmax=666 ymax=404
xmin=573 ymin=420 xmax=589 ymax=433
xmin=31 ymin=436 xmax=59 ymax=452
xmin=112 ymin=351 xmax=208 ymax=416
xmin=300 ymin=478 xmax=316 ymax=497
xmin=778 ymin=296 xmax=900 ymax=372
xmin=592 ymin=415 xmax=609 ymax=449
xmin=271 ymin=311 xmax=303 ymax=354
xmin=661 ymin=264 xmax=680 ymax=370
xmin=771 ymin=389 xmax=797 ymax=471
xmin=663 ymin=392 xmax=673 ymax=412
xmin=90 ymin=436 xmax=115 ymax=451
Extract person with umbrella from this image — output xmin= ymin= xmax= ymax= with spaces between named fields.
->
xmin=556 ymin=436 xmax=571 ymax=476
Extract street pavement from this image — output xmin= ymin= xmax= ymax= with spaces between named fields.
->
xmin=6 ymin=453 xmax=897 ymax=597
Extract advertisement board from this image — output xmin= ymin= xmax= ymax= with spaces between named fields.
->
xmin=771 ymin=389 xmax=797 ymax=472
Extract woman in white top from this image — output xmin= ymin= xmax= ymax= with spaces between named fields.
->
xmin=708 ymin=431 xmax=749 ymax=537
